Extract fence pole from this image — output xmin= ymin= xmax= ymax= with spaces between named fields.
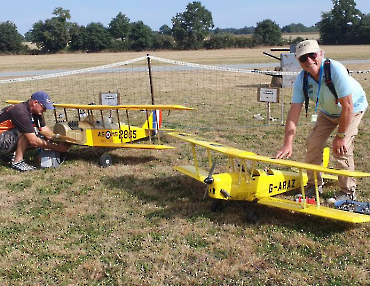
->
xmin=147 ymin=54 xmax=155 ymax=105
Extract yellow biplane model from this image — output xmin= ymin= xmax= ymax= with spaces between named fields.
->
xmin=6 ymin=100 xmax=192 ymax=167
xmin=169 ymin=132 xmax=370 ymax=224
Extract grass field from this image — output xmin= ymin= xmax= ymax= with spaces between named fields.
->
xmin=1 ymin=47 xmax=370 ymax=285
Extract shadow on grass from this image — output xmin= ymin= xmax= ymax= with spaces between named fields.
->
xmin=102 ymin=173 xmax=357 ymax=237
xmin=64 ymin=147 xmax=157 ymax=166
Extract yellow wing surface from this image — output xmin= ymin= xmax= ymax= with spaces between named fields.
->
xmin=169 ymin=132 xmax=370 ymax=178
xmin=169 ymin=132 xmax=370 ymax=223
xmin=6 ymin=100 xmax=193 ymax=111
xmin=257 ymin=197 xmax=370 ymax=223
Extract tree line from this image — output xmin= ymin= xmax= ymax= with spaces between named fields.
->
xmin=0 ymin=0 xmax=369 ymax=54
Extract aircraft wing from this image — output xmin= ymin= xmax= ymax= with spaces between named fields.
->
xmin=53 ymin=103 xmax=194 ymax=111
xmin=169 ymin=132 xmax=370 ymax=178
xmin=174 ymin=165 xmax=209 ymax=182
xmin=257 ymin=197 xmax=370 ymax=223
xmin=6 ymin=101 xmax=193 ymax=111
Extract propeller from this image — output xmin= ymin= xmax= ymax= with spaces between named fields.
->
xmin=204 ymin=160 xmax=216 ymax=185
xmin=203 ymin=160 xmax=217 ymax=200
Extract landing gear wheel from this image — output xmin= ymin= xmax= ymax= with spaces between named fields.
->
xmin=210 ymin=200 xmax=224 ymax=212
xmin=246 ymin=208 xmax=258 ymax=224
xmin=99 ymin=154 xmax=112 ymax=168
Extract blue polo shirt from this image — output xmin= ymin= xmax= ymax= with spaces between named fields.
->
xmin=292 ymin=58 xmax=368 ymax=116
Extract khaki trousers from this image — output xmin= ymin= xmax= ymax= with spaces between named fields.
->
xmin=305 ymin=110 xmax=364 ymax=192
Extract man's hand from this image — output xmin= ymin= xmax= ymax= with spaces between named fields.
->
xmin=333 ymin=136 xmax=347 ymax=156
xmin=38 ymin=128 xmax=55 ymax=140
xmin=276 ymin=144 xmax=293 ymax=159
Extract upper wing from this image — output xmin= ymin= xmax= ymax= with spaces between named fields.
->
xmin=54 ymin=103 xmax=194 ymax=111
xmin=6 ymin=101 xmax=193 ymax=111
xmin=168 ymin=132 xmax=370 ymax=178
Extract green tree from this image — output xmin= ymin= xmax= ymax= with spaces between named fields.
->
xmin=253 ymin=19 xmax=282 ymax=46
xmin=109 ymin=12 xmax=131 ymax=41
xmin=0 ymin=21 xmax=24 ymax=53
xmin=69 ymin=23 xmax=87 ymax=51
xmin=171 ymin=1 xmax=214 ymax=49
xmin=282 ymin=23 xmax=318 ymax=33
xmin=152 ymin=34 xmax=174 ymax=50
xmin=357 ymin=14 xmax=370 ymax=44
xmin=84 ymin=22 xmax=112 ymax=52
xmin=319 ymin=0 xmax=362 ymax=44
xmin=159 ymin=24 xmax=172 ymax=35
xmin=128 ymin=21 xmax=153 ymax=51
xmin=29 ymin=7 xmax=71 ymax=53
xmin=205 ymin=34 xmax=236 ymax=49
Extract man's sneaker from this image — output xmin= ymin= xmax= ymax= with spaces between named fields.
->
xmin=304 ymin=184 xmax=323 ymax=198
xmin=11 ymin=160 xmax=36 ymax=172
xmin=327 ymin=190 xmax=356 ymax=205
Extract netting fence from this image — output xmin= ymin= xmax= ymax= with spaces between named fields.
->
xmin=1 ymin=55 xmax=369 ymax=133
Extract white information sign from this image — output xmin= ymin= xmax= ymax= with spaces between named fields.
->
xmin=258 ymin=87 xmax=279 ymax=103
xmin=100 ymin=93 xmax=120 ymax=105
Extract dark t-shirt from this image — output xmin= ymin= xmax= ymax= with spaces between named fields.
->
xmin=0 ymin=101 xmax=46 ymax=133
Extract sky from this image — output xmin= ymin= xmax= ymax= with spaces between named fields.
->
xmin=2 ymin=0 xmax=370 ymax=35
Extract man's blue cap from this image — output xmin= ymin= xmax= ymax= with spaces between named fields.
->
xmin=31 ymin=91 xmax=54 ymax=110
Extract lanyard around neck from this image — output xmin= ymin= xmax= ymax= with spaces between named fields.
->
xmin=314 ymin=61 xmax=324 ymax=112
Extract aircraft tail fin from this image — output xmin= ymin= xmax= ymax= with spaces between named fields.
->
xmin=322 ymin=147 xmax=330 ymax=168
xmin=142 ymin=110 xmax=162 ymax=134
xmin=321 ymin=146 xmax=338 ymax=180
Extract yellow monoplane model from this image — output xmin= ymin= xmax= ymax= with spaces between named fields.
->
xmin=169 ymin=132 xmax=370 ymax=223
xmin=6 ymin=100 xmax=192 ymax=167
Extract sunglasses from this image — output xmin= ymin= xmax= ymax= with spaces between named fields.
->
xmin=299 ymin=52 xmax=318 ymax=63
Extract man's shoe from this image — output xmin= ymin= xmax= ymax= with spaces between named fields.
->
xmin=304 ymin=184 xmax=323 ymax=198
xmin=11 ymin=160 xmax=36 ymax=172
xmin=327 ymin=190 xmax=356 ymax=205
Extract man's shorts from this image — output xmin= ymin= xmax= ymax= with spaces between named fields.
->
xmin=0 ymin=129 xmax=18 ymax=155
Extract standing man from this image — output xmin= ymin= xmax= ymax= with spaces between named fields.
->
xmin=0 ymin=91 xmax=70 ymax=171
xmin=275 ymin=40 xmax=367 ymax=202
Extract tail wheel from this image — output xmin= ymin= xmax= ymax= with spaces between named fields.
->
xmin=99 ymin=154 xmax=112 ymax=168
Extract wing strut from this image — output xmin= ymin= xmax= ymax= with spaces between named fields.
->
xmin=248 ymin=161 xmax=257 ymax=184
xmin=125 ymin=110 xmax=133 ymax=143
xmin=100 ymin=110 xmax=105 ymax=128
xmin=299 ymin=169 xmax=307 ymax=208
xmin=314 ymin=171 xmax=321 ymax=207
xmin=207 ymin=149 xmax=212 ymax=169
xmin=53 ymin=109 xmax=58 ymax=123
xmin=116 ymin=109 xmax=123 ymax=144
xmin=191 ymin=143 xmax=200 ymax=177
xmin=145 ymin=109 xmax=152 ymax=144
xmin=64 ymin=108 xmax=68 ymax=122
xmin=154 ymin=110 xmax=161 ymax=144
